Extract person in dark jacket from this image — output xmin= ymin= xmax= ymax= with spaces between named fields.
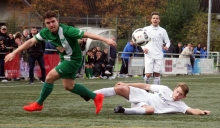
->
xmin=175 ymin=42 xmax=183 ymax=58
xmin=0 ymin=36 xmax=8 ymax=79
xmin=193 ymin=43 xmax=204 ymax=58
xmin=0 ymin=26 xmax=13 ymax=50
xmin=119 ymin=40 xmax=139 ymax=77
xmin=27 ymin=27 xmax=46 ymax=84
xmin=166 ymin=42 xmax=176 ymax=58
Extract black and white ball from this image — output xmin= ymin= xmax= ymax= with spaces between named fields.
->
xmin=132 ymin=28 xmax=150 ymax=46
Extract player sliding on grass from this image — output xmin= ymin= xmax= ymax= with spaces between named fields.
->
xmin=94 ymin=82 xmax=211 ymax=115
xmin=5 ymin=10 xmax=116 ymax=114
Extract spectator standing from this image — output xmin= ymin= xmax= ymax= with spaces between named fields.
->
xmin=201 ymin=46 xmax=207 ymax=58
xmin=141 ymin=12 xmax=170 ymax=85
xmin=8 ymin=33 xmax=17 ymax=50
xmin=0 ymin=26 xmax=12 ymax=81
xmin=193 ymin=43 xmax=203 ymax=58
xmin=179 ymin=43 xmax=193 ymax=58
xmin=179 ymin=43 xmax=194 ymax=69
xmin=22 ymin=29 xmax=30 ymax=42
xmin=102 ymin=48 xmax=111 ymax=75
xmin=175 ymin=42 xmax=183 ymax=58
xmin=76 ymin=38 xmax=87 ymax=78
xmin=166 ymin=41 xmax=176 ymax=58
xmin=27 ymin=27 xmax=46 ymax=84
xmin=108 ymin=37 xmax=117 ymax=75
xmin=183 ymin=43 xmax=187 ymax=50
xmin=0 ymin=36 xmax=8 ymax=80
xmin=85 ymin=50 xmax=95 ymax=79
xmin=14 ymin=32 xmax=25 ymax=81
xmin=14 ymin=32 xmax=23 ymax=47
xmin=119 ymin=40 xmax=139 ymax=78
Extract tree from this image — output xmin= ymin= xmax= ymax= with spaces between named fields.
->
xmin=6 ymin=14 xmax=20 ymax=34
xmin=96 ymin=0 xmax=156 ymax=39
xmin=158 ymin=0 xmax=202 ymax=44
xmin=182 ymin=12 xmax=220 ymax=51
xmin=7 ymin=0 xmax=89 ymax=25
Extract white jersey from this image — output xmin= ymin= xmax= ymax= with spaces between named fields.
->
xmin=129 ymin=85 xmax=189 ymax=114
xmin=141 ymin=25 xmax=170 ymax=59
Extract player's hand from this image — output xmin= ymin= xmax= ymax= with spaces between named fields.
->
xmin=106 ymin=39 xmax=117 ymax=47
xmin=202 ymin=110 xmax=211 ymax=115
xmin=56 ymin=46 xmax=65 ymax=53
xmin=5 ymin=53 xmax=16 ymax=63
xmin=164 ymin=46 xmax=168 ymax=51
xmin=143 ymin=48 xmax=148 ymax=54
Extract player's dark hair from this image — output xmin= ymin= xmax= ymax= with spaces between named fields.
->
xmin=151 ymin=12 xmax=160 ymax=17
xmin=176 ymin=83 xmax=189 ymax=96
xmin=43 ymin=10 xmax=58 ymax=20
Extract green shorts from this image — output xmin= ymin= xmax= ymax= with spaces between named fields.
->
xmin=55 ymin=59 xmax=82 ymax=79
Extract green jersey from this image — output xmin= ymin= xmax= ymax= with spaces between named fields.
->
xmin=35 ymin=23 xmax=84 ymax=61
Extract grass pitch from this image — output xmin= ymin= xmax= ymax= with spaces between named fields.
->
xmin=0 ymin=75 xmax=220 ymax=128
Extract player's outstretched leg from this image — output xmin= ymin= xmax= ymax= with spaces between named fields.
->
xmin=23 ymin=83 xmax=54 ymax=112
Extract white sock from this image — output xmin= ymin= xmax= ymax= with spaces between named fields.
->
xmin=94 ymin=87 xmax=116 ymax=97
xmin=144 ymin=76 xmax=151 ymax=84
xmin=153 ymin=77 xmax=160 ymax=85
xmin=124 ymin=107 xmax=146 ymax=115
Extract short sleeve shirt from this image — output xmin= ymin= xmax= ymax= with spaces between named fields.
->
xmin=141 ymin=25 xmax=170 ymax=59
xmin=149 ymin=85 xmax=190 ymax=114
xmin=35 ymin=24 xmax=84 ymax=61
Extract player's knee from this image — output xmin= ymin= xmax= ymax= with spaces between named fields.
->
xmin=45 ymin=76 xmax=53 ymax=83
xmin=114 ymin=86 xmax=128 ymax=94
xmin=143 ymin=106 xmax=154 ymax=115
xmin=146 ymin=106 xmax=154 ymax=115
xmin=64 ymin=86 xmax=72 ymax=91
xmin=145 ymin=74 xmax=151 ymax=78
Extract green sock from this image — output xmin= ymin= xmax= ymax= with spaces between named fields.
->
xmin=89 ymin=68 xmax=93 ymax=77
xmin=85 ymin=68 xmax=90 ymax=78
xmin=36 ymin=83 xmax=54 ymax=105
xmin=71 ymin=83 xmax=96 ymax=99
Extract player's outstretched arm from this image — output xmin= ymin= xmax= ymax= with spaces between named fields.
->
xmin=186 ymin=108 xmax=211 ymax=115
xmin=5 ymin=38 xmax=38 ymax=62
xmin=83 ymin=32 xmax=116 ymax=47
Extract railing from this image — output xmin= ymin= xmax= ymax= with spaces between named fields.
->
xmin=0 ymin=50 xmax=219 ymax=80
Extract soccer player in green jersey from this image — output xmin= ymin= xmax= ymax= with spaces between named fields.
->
xmin=4 ymin=10 xmax=116 ymax=114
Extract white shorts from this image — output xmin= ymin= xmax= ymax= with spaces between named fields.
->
xmin=144 ymin=56 xmax=163 ymax=73
xmin=131 ymin=102 xmax=148 ymax=108
xmin=129 ymin=86 xmax=151 ymax=105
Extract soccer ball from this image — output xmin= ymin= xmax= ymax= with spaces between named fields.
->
xmin=132 ymin=28 xmax=150 ymax=46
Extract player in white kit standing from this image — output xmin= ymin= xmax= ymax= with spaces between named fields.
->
xmin=141 ymin=12 xmax=170 ymax=85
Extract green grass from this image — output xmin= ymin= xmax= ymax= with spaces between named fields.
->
xmin=0 ymin=75 xmax=220 ymax=128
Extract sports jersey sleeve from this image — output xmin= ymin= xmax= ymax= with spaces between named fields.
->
xmin=163 ymin=30 xmax=170 ymax=48
xmin=67 ymin=27 xmax=84 ymax=39
xmin=151 ymin=85 xmax=172 ymax=93
xmin=176 ymin=101 xmax=190 ymax=113
xmin=35 ymin=31 xmax=46 ymax=42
